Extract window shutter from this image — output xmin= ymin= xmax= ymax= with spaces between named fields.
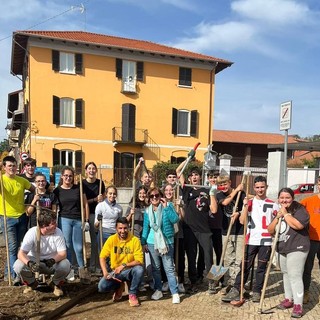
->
xmin=179 ymin=67 xmax=192 ymax=86
xmin=52 ymin=50 xmax=59 ymax=71
xmin=171 ymin=108 xmax=178 ymax=135
xmin=137 ymin=62 xmax=144 ymax=81
xmin=75 ymin=99 xmax=83 ymax=128
xmin=116 ymin=58 xmax=122 ymax=79
xmin=113 ymin=151 xmax=121 ymax=186
xmin=75 ymin=54 xmax=83 ymax=74
xmin=190 ymin=110 xmax=198 ymax=137
xmin=75 ymin=150 xmax=83 ymax=174
xmin=53 ymin=96 xmax=60 ymax=125
xmin=52 ymin=148 xmax=60 ymax=166
xmin=122 ymin=103 xmax=136 ymax=142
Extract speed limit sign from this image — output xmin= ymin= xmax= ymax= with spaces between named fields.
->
xmin=20 ymin=152 xmax=29 ymax=161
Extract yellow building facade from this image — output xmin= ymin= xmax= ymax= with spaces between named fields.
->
xmin=7 ymin=31 xmax=232 ymax=185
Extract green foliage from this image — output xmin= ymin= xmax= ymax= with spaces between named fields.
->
xmin=152 ymin=159 xmax=203 ymax=187
xmin=301 ymin=156 xmax=317 ymax=168
xmin=52 ymin=164 xmax=65 ymax=174
xmin=0 ymin=139 xmax=10 ymax=154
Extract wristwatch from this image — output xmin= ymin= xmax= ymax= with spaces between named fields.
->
xmin=122 ymin=263 xmax=127 ymax=268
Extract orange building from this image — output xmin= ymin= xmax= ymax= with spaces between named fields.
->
xmin=7 ymin=31 xmax=232 ymax=185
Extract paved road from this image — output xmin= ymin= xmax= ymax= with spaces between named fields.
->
xmin=58 ymin=267 xmax=320 ymax=320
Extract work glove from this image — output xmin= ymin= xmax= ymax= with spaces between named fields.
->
xmin=83 ymin=222 xmax=90 ymax=232
xmin=97 ymin=213 xmax=103 ymax=221
xmin=42 ymin=258 xmax=56 ymax=268
xmin=27 ymin=260 xmax=39 ymax=273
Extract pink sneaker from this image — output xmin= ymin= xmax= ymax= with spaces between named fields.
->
xmin=277 ymin=298 xmax=293 ymax=309
xmin=291 ymin=304 xmax=303 ymax=318
xmin=129 ymin=294 xmax=140 ymax=307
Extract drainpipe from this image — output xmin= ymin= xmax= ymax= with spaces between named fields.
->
xmin=208 ymin=62 xmax=218 ymax=145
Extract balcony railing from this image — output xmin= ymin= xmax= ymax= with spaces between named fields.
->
xmin=112 ymin=127 xmax=148 ymax=145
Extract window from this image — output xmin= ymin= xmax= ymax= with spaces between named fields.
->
xmin=116 ymin=59 xmax=144 ymax=93
xmin=172 ymin=108 xmax=198 ymax=137
xmin=179 ymin=67 xmax=192 ymax=86
xmin=52 ymin=50 xmax=83 ymax=74
xmin=53 ymin=148 xmax=83 ymax=174
xmin=53 ymin=96 xmax=83 ymax=127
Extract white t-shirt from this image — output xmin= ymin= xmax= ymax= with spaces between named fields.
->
xmin=20 ymin=226 xmax=66 ymax=260
xmin=95 ymin=200 xmax=123 ymax=233
xmin=247 ymin=197 xmax=279 ymax=246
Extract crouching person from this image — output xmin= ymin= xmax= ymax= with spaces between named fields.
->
xmin=98 ymin=217 xmax=144 ymax=307
xmin=13 ymin=210 xmax=70 ymax=296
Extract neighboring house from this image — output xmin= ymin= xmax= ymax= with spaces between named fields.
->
xmin=212 ymin=129 xmax=298 ymax=168
xmin=7 ymin=30 xmax=232 ymax=185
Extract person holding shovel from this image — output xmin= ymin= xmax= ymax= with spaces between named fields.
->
xmin=98 ymin=217 xmax=144 ymax=307
xmin=223 ymin=176 xmax=279 ymax=303
xmin=82 ymin=162 xmax=105 ymax=273
xmin=268 ymin=188 xmax=310 ymax=319
xmin=0 ymin=156 xmax=35 ymax=284
xmin=13 ymin=210 xmax=70 ymax=296
xmin=53 ymin=166 xmax=90 ymax=282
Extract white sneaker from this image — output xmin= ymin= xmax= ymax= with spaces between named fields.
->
xmin=151 ymin=290 xmax=163 ymax=300
xmin=162 ymin=282 xmax=169 ymax=292
xmin=66 ymin=269 xmax=75 ymax=282
xmin=178 ymin=283 xmax=185 ymax=293
xmin=172 ymin=293 xmax=180 ymax=304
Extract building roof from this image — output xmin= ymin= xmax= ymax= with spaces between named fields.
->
xmin=212 ymin=129 xmax=298 ymax=145
xmin=11 ymin=30 xmax=233 ymax=75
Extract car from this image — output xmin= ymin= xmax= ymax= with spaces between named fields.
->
xmin=290 ymin=183 xmax=315 ymax=194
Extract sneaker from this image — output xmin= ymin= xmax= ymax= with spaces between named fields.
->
xmin=66 ymin=269 xmax=75 ymax=282
xmin=13 ymin=276 xmax=22 ymax=286
xmin=220 ymin=284 xmax=232 ymax=295
xmin=162 ymin=282 xmax=169 ymax=292
xmin=113 ymin=283 xmax=125 ymax=302
xmin=151 ymin=290 xmax=163 ymax=300
xmin=221 ymin=287 xmax=240 ymax=302
xmin=129 ymin=294 xmax=140 ymax=307
xmin=276 ymin=298 xmax=294 ymax=309
xmin=138 ymin=284 xmax=147 ymax=292
xmin=291 ymin=304 xmax=303 ymax=318
xmin=178 ymin=283 xmax=186 ymax=293
xmin=23 ymin=281 xmax=38 ymax=294
xmin=208 ymin=281 xmax=217 ymax=294
xmin=172 ymin=293 xmax=180 ymax=304
xmin=303 ymin=290 xmax=309 ymax=304
xmin=252 ymin=292 xmax=261 ymax=303
xmin=53 ymin=285 xmax=64 ymax=297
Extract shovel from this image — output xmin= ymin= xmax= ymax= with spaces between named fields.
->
xmin=258 ymin=217 xmax=281 ymax=314
xmin=79 ymin=175 xmax=91 ymax=285
xmin=207 ymin=175 xmax=246 ymax=281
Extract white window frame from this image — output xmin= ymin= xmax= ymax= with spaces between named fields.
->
xmin=60 ymin=149 xmax=75 ymax=167
xmin=60 ymin=98 xmax=75 ymax=127
xmin=60 ymin=52 xmax=75 ymax=74
xmin=177 ymin=109 xmax=190 ymax=136
xmin=122 ymin=60 xmax=136 ymax=92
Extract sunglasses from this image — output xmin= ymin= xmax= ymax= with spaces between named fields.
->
xmin=149 ymin=194 xmax=160 ymax=199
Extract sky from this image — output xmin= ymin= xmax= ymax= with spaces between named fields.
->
xmin=1 ymin=0 xmax=320 ymax=141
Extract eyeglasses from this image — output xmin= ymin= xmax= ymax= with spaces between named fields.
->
xmin=35 ymin=180 xmax=46 ymax=184
xmin=149 ymin=194 xmax=160 ymax=199
xmin=63 ymin=174 xmax=73 ymax=178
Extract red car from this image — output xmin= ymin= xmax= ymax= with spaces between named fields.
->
xmin=290 ymin=183 xmax=315 ymax=194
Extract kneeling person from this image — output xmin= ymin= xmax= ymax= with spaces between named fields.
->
xmin=98 ymin=217 xmax=144 ymax=307
xmin=13 ymin=211 xmax=70 ymax=296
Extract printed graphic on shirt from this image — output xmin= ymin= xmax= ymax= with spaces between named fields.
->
xmin=195 ymin=192 xmax=209 ymax=211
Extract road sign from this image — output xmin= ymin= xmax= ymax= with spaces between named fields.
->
xmin=20 ymin=152 xmax=29 ymax=161
xmin=280 ymin=101 xmax=292 ymax=131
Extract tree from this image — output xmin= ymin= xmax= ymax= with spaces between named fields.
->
xmin=0 ymin=139 xmax=10 ymax=154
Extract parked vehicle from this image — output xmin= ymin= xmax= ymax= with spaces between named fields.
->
xmin=290 ymin=183 xmax=315 ymax=194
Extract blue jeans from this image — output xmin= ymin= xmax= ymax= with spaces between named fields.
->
xmin=0 ymin=214 xmax=27 ymax=278
xmin=148 ymin=243 xmax=178 ymax=294
xmin=98 ymin=265 xmax=144 ymax=295
xmin=97 ymin=231 xmax=113 ymax=252
xmin=59 ymin=217 xmax=84 ymax=267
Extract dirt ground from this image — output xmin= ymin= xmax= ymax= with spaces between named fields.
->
xmin=0 ymin=244 xmax=101 ymax=320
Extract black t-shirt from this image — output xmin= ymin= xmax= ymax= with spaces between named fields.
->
xmin=216 ymin=190 xmax=246 ymax=236
xmin=53 ymin=185 xmax=82 ymax=220
xmin=82 ymin=179 xmax=106 ymax=214
xmin=182 ymin=186 xmax=211 ymax=233
xmin=26 ymin=191 xmax=58 ymax=227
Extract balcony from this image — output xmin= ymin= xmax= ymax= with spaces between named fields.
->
xmin=112 ymin=127 xmax=148 ymax=146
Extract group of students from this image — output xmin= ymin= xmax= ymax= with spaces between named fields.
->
xmin=0 ymin=155 xmax=319 ymax=317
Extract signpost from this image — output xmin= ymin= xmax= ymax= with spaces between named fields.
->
xmin=280 ymin=101 xmax=292 ymax=187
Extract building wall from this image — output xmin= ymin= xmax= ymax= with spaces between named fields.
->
xmin=25 ymin=44 xmax=215 ymax=181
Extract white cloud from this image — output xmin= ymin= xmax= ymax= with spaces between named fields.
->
xmin=231 ymin=0 xmax=312 ymax=25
